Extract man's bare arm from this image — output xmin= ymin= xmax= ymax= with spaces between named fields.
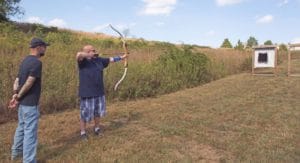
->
xmin=76 ymin=52 xmax=92 ymax=62
xmin=13 ymin=78 xmax=19 ymax=94
xmin=16 ymin=76 xmax=36 ymax=100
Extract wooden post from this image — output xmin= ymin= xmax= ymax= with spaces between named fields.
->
xmin=288 ymin=46 xmax=291 ymax=77
xmin=252 ymin=49 xmax=255 ymax=75
xmin=274 ymin=48 xmax=278 ymax=76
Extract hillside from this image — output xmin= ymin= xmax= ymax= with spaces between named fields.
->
xmin=0 ymin=22 xmax=251 ymax=123
xmin=0 ymin=60 xmax=299 ymax=162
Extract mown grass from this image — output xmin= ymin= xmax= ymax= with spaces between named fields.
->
xmin=0 ymin=61 xmax=298 ymax=162
xmin=0 ymin=22 xmax=251 ymax=123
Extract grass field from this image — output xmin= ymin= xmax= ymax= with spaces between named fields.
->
xmin=0 ymin=58 xmax=299 ymax=162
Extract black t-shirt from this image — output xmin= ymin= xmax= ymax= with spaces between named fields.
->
xmin=78 ymin=57 xmax=110 ymax=97
xmin=18 ymin=55 xmax=42 ymax=106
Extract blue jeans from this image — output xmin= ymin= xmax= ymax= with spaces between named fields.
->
xmin=11 ymin=105 xmax=40 ymax=163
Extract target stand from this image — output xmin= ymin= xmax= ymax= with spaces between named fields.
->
xmin=288 ymin=43 xmax=300 ymax=77
xmin=252 ymin=45 xmax=278 ymax=76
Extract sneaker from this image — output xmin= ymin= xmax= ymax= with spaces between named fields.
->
xmin=80 ymin=133 xmax=88 ymax=141
xmin=94 ymin=128 xmax=103 ymax=136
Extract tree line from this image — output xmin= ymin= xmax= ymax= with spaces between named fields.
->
xmin=220 ymin=37 xmax=288 ymax=51
xmin=0 ymin=0 xmax=23 ymax=22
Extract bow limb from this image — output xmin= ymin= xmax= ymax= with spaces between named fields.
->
xmin=109 ymin=24 xmax=129 ymax=91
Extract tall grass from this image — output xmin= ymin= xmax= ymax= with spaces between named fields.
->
xmin=197 ymin=48 xmax=252 ymax=80
xmin=0 ymin=22 xmax=251 ymax=123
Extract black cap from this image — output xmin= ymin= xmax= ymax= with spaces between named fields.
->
xmin=30 ymin=38 xmax=50 ymax=48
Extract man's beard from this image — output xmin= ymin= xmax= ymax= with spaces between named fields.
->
xmin=39 ymin=52 xmax=45 ymax=57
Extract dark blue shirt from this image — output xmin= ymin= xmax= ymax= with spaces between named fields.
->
xmin=18 ymin=55 xmax=42 ymax=106
xmin=78 ymin=57 xmax=110 ymax=97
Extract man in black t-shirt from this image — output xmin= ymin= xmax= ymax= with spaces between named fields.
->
xmin=9 ymin=38 xmax=49 ymax=162
xmin=76 ymin=45 xmax=127 ymax=140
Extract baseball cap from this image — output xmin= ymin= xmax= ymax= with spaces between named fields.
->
xmin=29 ymin=38 xmax=50 ymax=48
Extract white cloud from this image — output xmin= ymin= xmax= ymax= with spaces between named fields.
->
xmin=256 ymin=15 xmax=274 ymax=24
xmin=155 ymin=22 xmax=165 ymax=26
xmin=291 ymin=38 xmax=300 ymax=44
xmin=216 ymin=0 xmax=243 ymax=6
xmin=26 ymin=16 xmax=44 ymax=24
xmin=141 ymin=0 xmax=177 ymax=16
xmin=92 ymin=23 xmax=136 ymax=37
xmin=25 ymin=17 xmax=68 ymax=28
xmin=115 ymin=23 xmax=136 ymax=31
xmin=278 ymin=0 xmax=289 ymax=7
xmin=206 ymin=30 xmax=216 ymax=36
xmin=48 ymin=18 xmax=67 ymax=28
xmin=115 ymin=23 xmax=137 ymax=37
xmin=129 ymin=22 xmax=137 ymax=27
xmin=92 ymin=23 xmax=110 ymax=32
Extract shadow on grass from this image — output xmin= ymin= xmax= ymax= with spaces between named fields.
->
xmin=37 ymin=130 xmax=81 ymax=162
xmin=37 ymin=111 xmax=142 ymax=162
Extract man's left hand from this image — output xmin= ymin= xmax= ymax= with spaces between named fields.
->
xmin=121 ymin=54 xmax=128 ymax=60
xmin=8 ymin=94 xmax=19 ymax=109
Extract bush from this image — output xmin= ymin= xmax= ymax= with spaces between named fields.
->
xmin=103 ymin=48 xmax=210 ymax=100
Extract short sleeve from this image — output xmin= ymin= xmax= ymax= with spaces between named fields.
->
xmin=29 ymin=60 xmax=42 ymax=78
xmin=78 ymin=58 xmax=87 ymax=69
xmin=17 ymin=64 xmax=22 ymax=78
xmin=100 ymin=57 xmax=110 ymax=68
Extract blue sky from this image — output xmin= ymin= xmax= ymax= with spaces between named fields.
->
xmin=12 ymin=0 xmax=300 ymax=48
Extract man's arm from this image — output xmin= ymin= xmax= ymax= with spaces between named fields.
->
xmin=13 ymin=78 xmax=19 ymax=94
xmin=8 ymin=77 xmax=20 ymax=109
xmin=77 ymin=52 xmax=94 ymax=62
xmin=109 ymin=54 xmax=128 ymax=63
xmin=15 ymin=76 xmax=36 ymax=100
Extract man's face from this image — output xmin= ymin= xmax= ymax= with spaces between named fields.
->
xmin=84 ymin=46 xmax=98 ymax=58
xmin=91 ymin=49 xmax=99 ymax=57
xmin=88 ymin=48 xmax=98 ymax=56
xmin=37 ymin=46 xmax=47 ymax=57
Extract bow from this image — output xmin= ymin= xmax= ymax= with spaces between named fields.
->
xmin=109 ymin=24 xmax=129 ymax=91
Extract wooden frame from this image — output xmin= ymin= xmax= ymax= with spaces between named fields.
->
xmin=288 ymin=43 xmax=300 ymax=77
xmin=252 ymin=45 xmax=278 ymax=76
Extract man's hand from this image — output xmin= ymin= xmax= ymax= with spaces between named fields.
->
xmin=8 ymin=94 xmax=19 ymax=109
xmin=121 ymin=53 xmax=128 ymax=60
xmin=76 ymin=51 xmax=94 ymax=61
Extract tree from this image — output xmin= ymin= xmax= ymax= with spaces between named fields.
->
xmin=246 ymin=36 xmax=258 ymax=48
xmin=264 ymin=40 xmax=273 ymax=45
xmin=234 ymin=39 xmax=244 ymax=50
xmin=220 ymin=38 xmax=233 ymax=48
xmin=0 ymin=0 xmax=23 ymax=21
xmin=279 ymin=44 xmax=288 ymax=51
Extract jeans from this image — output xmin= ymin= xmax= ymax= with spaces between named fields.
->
xmin=11 ymin=105 xmax=40 ymax=163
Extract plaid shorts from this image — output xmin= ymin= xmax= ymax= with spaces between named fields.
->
xmin=80 ymin=96 xmax=106 ymax=122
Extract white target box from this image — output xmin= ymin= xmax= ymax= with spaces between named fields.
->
xmin=252 ymin=45 xmax=278 ymax=76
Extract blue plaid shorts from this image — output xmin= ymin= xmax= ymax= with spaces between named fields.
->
xmin=80 ymin=96 xmax=106 ymax=122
